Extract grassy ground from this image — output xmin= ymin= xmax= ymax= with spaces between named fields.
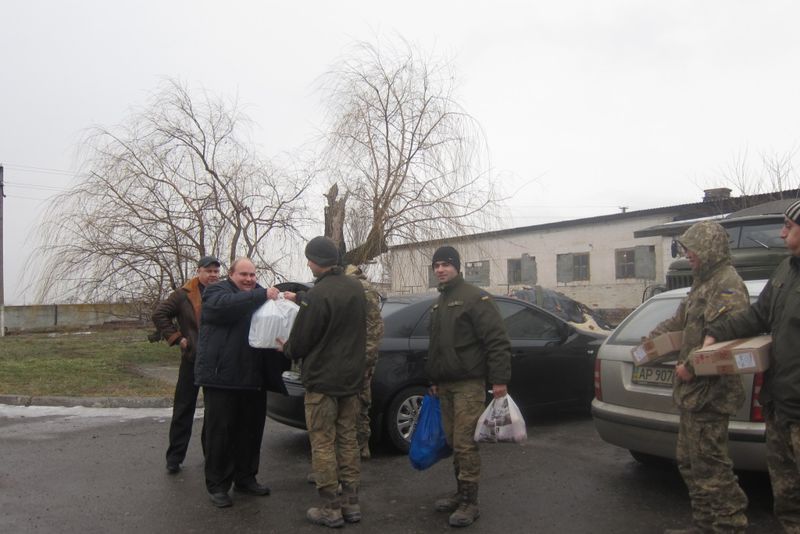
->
xmin=0 ymin=327 xmax=177 ymax=397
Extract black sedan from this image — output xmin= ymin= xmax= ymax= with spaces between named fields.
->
xmin=266 ymin=292 xmax=606 ymax=452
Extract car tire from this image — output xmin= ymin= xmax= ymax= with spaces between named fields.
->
xmin=385 ymin=385 xmax=428 ymax=453
xmin=629 ymin=450 xmax=671 ymax=466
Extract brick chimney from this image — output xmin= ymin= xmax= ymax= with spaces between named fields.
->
xmin=703 ymin=187 xmax=732 ymax=202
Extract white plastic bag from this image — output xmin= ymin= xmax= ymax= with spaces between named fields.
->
xmin=474 ymin=394 xmax=527 ymax=443
xmin=248 ymin=293 xmax=300 ymax=349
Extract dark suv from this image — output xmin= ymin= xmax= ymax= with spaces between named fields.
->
xmin=666 ymin=201 xmax=791 ymax=289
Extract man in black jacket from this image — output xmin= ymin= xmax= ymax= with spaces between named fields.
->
xmin=278 ymin=236 xmax=367 ymax=528
xmin=152 ymin=255 xmax=220 ymax=474
xmin=194 ymin=257 xmax=286 ymax=508
xmin=704 ymin=199 xmax=800 ymax=532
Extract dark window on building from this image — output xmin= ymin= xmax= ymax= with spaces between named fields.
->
xmin=615 ymin=246 xmax=656 ymax=280
xmin=507 ymin=254 xmax=537 ymax=285
xmin=428 ymin=266 xmax=437 ymax=288
xmin=556 ymin=253 xmax=590 ymax=283
xmin=465 ymin=260 xmax=490 ymax=286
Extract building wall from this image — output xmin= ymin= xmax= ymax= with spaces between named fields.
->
xmin=389 ymin=213 xmax=678 ymax=309
xmin=3 ymin=303 xmax=144 ymax=333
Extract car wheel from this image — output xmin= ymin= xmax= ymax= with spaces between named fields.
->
xmin=629 ymin=450 xmax=671 ymax=466
xmin=385 ymin=385 xmax=428 ymax=453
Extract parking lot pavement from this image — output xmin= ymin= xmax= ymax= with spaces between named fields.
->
xmin=0 ymin=407 xmax=780 ymax=533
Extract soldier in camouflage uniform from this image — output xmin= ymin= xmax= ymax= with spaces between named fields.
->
xmin=705 ymin=199 xmax=800 ymax=534
xmin=279 ymin=237 xmax=367 ymax=528
xmin=344 ymin=264 xmax=385 ymax=460
xmin=426 ymin=245 xmax=512 ymax=528
xmin=647 ymin=222 xmax=750 ymax=534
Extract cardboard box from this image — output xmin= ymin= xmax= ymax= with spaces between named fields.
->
xmin=690 ymin=335 xmax=771 ymax=375
xmin=631 ymin=331 xmax=683 ymax=367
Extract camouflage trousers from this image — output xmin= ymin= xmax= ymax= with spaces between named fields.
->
xmin=356 ymin=356 xmax=377 ymax=451
xmin=438 ymin=378 xmax=485 ymax=484
xmin=766 ymin=409 xmax=800 ymax=534
xmin=304 ymin=391 xmax=360 ymax=494
xmin=676 ymin=410 xmax=748 ymax=533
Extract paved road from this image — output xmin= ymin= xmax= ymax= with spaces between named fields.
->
xmin=0 ymin=406 xmax=779 ymax=533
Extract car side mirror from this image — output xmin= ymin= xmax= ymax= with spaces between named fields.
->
xmin=671 ymin=240 xmax=680 ymax=258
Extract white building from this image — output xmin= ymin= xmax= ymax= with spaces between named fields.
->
xmin=386 ymin=189 xmax=790 ymax=311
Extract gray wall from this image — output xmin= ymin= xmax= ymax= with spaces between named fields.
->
xmin=3 ymin=303 xmax=145 ymax=333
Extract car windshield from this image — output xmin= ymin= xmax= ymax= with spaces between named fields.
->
xmin=607 ymin=297 xmax=683 ymax=345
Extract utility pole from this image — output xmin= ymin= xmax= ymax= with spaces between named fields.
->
xmin=0 ymin=164 xmax=4 ymax=337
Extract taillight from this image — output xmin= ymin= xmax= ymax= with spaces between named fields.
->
xmin=750 ymin=372 xmax=764 ymax=422
xmin=594 ymin=359 xmax=602 ymax=402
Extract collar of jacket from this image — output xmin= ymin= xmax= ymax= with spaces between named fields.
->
xmin=314 ymin=265 xmax=343 ymax=283
xmin=692 ymin=256 xmax=731 ymax=284
xmin=438 ymin=273 xmax=465 ymax=293
xmin=181 ymin=277 xmax=204 ymax=325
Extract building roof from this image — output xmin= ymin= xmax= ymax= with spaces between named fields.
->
xmin=390 ymin=189 xmax=800 ymax=251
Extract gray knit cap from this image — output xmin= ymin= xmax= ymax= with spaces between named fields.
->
xmin=305 ymin=236 xmax=339 ymax=267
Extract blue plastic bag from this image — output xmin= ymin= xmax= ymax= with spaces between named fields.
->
xmin=408 ymin=394 xmax=452 ymax=470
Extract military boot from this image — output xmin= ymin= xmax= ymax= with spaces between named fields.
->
xmin=448 ymin=481 xmax=480 ymax=528
xmin=435 ymin=469 xmax=461 ymax=512
xmin=340 ymin=483 xmax=361 ymax=523
xmin=306 ymin=490 xmax=344 ymax=528
xmin=434 ymin=490 xmax=460 ymax=513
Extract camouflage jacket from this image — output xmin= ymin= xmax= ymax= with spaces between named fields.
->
xmin=649 ymin=221 xmax=749 ymax=414
xmin=345 ymin=264 xmax=385 ymax=367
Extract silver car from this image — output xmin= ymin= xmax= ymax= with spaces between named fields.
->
xmin=591 ymin=279 xmax=767 ymax=471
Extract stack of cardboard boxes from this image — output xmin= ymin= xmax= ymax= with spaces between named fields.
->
xmin=631 ymin=332 xmax=771 ymax=375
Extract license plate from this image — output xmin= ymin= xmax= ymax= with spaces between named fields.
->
xmin=631 ymin=366 xmax=675 ymax=387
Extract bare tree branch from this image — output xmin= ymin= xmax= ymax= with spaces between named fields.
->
xmin=27 ymin=80 xmax=313 ymax=306
xmin=319 ymin=38 xmax=501 ymax=266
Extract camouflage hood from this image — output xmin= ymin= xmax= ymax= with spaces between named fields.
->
xmin=344 ymin=264 xmax=366 ymax=280
xmin=677 ymin=221 xmax=732 ymax=282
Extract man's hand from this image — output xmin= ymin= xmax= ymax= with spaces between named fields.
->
xmin=703 ymin=335 xmax=717 ymax=347
xmin=274 ymin=337 xmax=285 ymax=352
xmin=266 ymin=287 xmax=280 ymax=300
xmin=492 ymin=384 xmax=508 ymax=399
xmin=283 ymin=291 xmax=297 ymax=302
xmin=676 ymin=363 xmax=693 ymax=382
xmin=179 ymin=337 xmax=188 ymax=350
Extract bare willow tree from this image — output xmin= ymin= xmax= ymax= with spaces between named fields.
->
xmin=30 ymin=80 xmax=311 ymax=305
xmin=711 ymin=147 xmax=800 ymax=202
xmin=319 ymin=39 xmax=500 ymax=266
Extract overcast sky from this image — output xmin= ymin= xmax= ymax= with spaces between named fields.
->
xmin=3 ymin=1 xmax=800 ymax=304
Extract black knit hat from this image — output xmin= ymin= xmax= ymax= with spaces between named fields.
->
xmin=305 ymin=236 xmax=339 ymax=267
xmin=431 ymin=245 xmax=461 ymax=272
xmin=785 ymin=199 xmax=800 ymax=225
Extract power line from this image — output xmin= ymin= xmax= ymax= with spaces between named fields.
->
xmin=4 ymin=180 xmax=68 ymax=192
xmin=2 ymin=163 xmax=76 ymax=176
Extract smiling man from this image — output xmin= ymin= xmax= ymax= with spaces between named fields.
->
xmin=705 ymin=199 xmax=800 ymax=533
xmin=194 ymin=257 xmax=285 ymax=508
